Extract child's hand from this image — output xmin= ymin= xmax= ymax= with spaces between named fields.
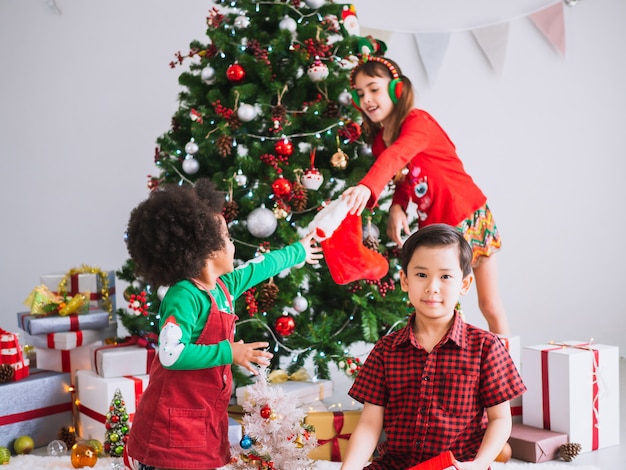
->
xmin=452 ymin=458 xmax=490 ymax=470
xmin=230 ymin=340 xmax=273 ymax=375
xmin=341 ymin=184 xmax=371 ymax=215
xmin=387 ymin=204 xmax=411 ymax=246
xmin=299 ymin=231 xmax=323 ymax=265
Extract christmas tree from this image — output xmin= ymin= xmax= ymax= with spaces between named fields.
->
xmin=117 ymin=0 xmax=412 ymax=384
xmin=230 ymin=367 xmax=316 ymax=469
xmin=104 ymin=388 xmax=130 ymax=459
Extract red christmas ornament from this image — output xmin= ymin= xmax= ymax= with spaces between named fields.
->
xmin=226 ymin=63 xmax=246 ymax=82
xmin=275 ymin=314 xmax=296 ymax=336
xmin=272 ymin=177 xmax=292 ymax=198
xmin=274 ymin=139 xmax=293 ymax=157
xmin=260 ymin=405 xmax=272 ymax=419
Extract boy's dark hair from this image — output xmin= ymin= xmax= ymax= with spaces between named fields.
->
xmin=401 ymin=224 xmax=473 ymax=277
xmin=126 ymin=179 xmax=226 ymax=287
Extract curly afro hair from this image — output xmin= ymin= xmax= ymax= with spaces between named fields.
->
xmin=126 ymin=179 xmax=226 ymax=287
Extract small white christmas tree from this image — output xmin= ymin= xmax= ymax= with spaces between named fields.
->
xmin=229 ymin=367 xmax=317 ymax=470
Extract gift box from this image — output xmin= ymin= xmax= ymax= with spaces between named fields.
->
xmin=17 ymin=309 xmax=113 ymax=335
xmin=406 ymin=451 xmax=455 ymax=470
xmin=75 ymin=369 xmax=149 ymax=440
xmin=228 ymin=416 xmax=243 ymax=447
xmin=91 ymin=339 xmax=157 ymax=378
xmin=522 ymin=341 xmax=620 ymax=453
xmin=236 ymin=379 xmax=333 ymax=407
xmin=0 ymin=369 xmax=73 ymax=448
xmin=0 ymin=328 xmax=30 ymax=381
xmin=23 ymin=320 xmax=117 ymax=350
xmin=498 ymin=335 xmax=522 ymax=423
xmin=508 ymin=423 xmax=568 ymax=463
xmin=36 ymin=342 xmax=102 ymax=384
xmin=305 ymin=410 xmax=361 ymax=461
xmin=41 ymin=269 xmax=116 ymax=312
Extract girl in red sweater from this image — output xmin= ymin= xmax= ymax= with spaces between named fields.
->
xmin=342 ymin=56 xmax=510 ymax=335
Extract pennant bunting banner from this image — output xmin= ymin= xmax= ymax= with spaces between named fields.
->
xmin=471 ymin=23 xmax=510 ymax=75
xmin=529 ymin=1 xmax=566 ymax=56
xmin=414 ymin=33 xmax=451 ymax=84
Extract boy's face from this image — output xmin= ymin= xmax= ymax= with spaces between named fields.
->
xmin=212 ymin=216 xmax=236 ymax=275
xmin=400 ymin=244 xmax=472 ymax=321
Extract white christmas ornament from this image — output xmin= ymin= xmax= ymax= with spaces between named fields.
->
xmin=307 ymin=62 xmax=329 ymax=82
xmin=247 ymin=207 xmax=277 ymax=238
xmin=362 ymin=222 xmax=380 ymax=241
xmin=339 ymin=55 xmax=359 ymax=70
xmin=302 ymin=168 xmax=324 ymax=190
xmin=200 ymin=66 xmax=216 ymax=85
xmin=184 ymin=140 xmax=199 ymax=155
xmin=304 ymin=0 xmax=326 ymax=8
xmin=237 ymin=103 xmax=257 ymax=122
xmin=338 ymin=90 xmax=353 ymax=106
xmin=182 ymin=157 xmax=200 ymax=174
xmin=279 ymin=15 xmax=297 ymax=33
xmin=234 ymin=15 xmax=250 ymax=29
xmin=234 ymin=169 xmax=248 ymax=187
xmin=292 ymin=295 xmax=308 ymax=313
xmin=157 ymin=285 xmax=169 ymax=300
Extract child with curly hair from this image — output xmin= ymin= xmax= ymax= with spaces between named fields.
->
xmin=342 ymin=56 xmax=510 ymax=335
xmin=123 ymin=179 xmax=322 ymax=470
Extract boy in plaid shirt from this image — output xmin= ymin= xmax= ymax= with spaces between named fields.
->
xmin=340 ymin=224 xmax=525 ymax=470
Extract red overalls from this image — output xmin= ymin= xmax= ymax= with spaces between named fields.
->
xmin=126 ymin=280 xmax=236 ymax=469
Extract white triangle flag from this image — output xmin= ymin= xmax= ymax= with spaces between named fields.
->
xmin=529 ymin=2 xmax=566 ymax=56
xmin=471 ymin=22 xmax=510 ymax=74
xmin=414 ymin=32 xmax=451 ymax=85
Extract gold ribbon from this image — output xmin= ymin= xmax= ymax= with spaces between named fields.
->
xmin=267 ymin=368 xmax=310 ymax=384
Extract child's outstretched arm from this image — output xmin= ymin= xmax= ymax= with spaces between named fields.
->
xmin=340 ymin=402 xmax=383 ymax=470
xmin=453 ymin=401 xmax=512 ymax=470
xmin=298 ymin=231 xmax=324 ymax=264
xmin=230 ymin=340 xmax=273 ymax=375
xmin=341 ymin=184 xmax=372 ymax=215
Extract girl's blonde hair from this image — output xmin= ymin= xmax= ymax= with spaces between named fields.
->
xmin=350 ymin=58 xmax=415 ymax=146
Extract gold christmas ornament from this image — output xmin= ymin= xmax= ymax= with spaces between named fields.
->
xmin=330 ymin=149 xmax=349 ymax=169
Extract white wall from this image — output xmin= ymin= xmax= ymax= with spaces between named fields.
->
xmin=1 ymin=0 xmax=625 ymax=355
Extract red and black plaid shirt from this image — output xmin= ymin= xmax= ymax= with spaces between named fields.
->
xmin=349 ymin=312 xmax=526 ymax=469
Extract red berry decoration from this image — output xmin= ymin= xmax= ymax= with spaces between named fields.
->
xmin=275 ymin=314 xmax=296 ymax=336
xmin=260 ymin=405 xmax=272 ymax=419
xmin=226 ymin=63 xmax=246 ymax=82
xmin=274 ymin=139 xmax=293 ymax=157
xmin=272 ymin=177 xmax=292 ymax=199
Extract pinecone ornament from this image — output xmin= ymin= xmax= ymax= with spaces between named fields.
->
xmin=217 ymin=135 xmax=233 ymax=157
xmin=325 ymin=100 xmax=339 ymax=117
xmin=271 ymin=104 xmax=287 ymax=121
xmin=363 ymin=234 xmax=379 ymax=251
xmin=290 ymin=180 xmax=308 ymax=212
xmin=223 ymin=200 xmax=239 ymax=224
xmin=0 ymin=364 xmax=14 ymax=383
xmin=258 ymin=280 xmax=279 ymax=312
xmin=559 ymin=442 xmax=582 ymax=461
xmin=58 ymin=426 xmax=77 ymax=449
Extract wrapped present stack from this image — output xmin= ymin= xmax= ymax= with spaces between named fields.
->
xmin=18 ymin=266 xmax=118 ymax=385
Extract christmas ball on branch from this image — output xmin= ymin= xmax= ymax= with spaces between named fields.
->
xmin=182 ymin=157 xmax=200 ymax=175
xmin=200 ymin=66 xmax=216 ymax=85
xmin=234 ymin=169 xmax=248 ymax=187
xmin=293 ymin=295 xmax=308 ymax=313
xmin=330 ymin=150 xmax=349 ymax=169
xmin=247 ymin=207 xmax=277 ymax=238
xmin=274 ymin=139 xmax=293 ymax=157
xmin=237 ymin=103 xmax=257 ymax=122
xmin=272 ymin=177 xmax=292 ymax=198
xmin=338 ymin=90 xmax=353 ymax=106
xmin=227 ymin=64 xmax=246 ymax=82
xmin=260 ymin=405 xmax=272 ymax=419
xmin=184 ymin=140 xmax=199 ymax=155
xmin=304 ymin=0 xmax=326 ymax=8
xmin=279 ymin=15 xmax=297 ymax=33
xmin=275 ymin=314 xmax=296 ymax=336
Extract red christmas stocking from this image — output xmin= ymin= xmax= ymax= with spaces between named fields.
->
xmin=320 ymin=212 xmax=389 ymax=285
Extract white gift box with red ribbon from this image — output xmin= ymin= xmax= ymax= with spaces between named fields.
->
xmin=75 ymin=369 xmax=149 ymax=440
xmin=24 ymin=320 xmax=117 ymax=351
xmin=1 ymin=328 xmax=30 ymax=380
xmin=522 ymin=341 xmax=620 ymax=453
xmin=41 ymin=270 xmax=116 ymax=312
xmin=35 ymin=342 xmax=102 ymax=385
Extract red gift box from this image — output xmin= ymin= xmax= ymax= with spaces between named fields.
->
xmin=406 ymin=451 xmax=455 ymax=470
xmin=0 ymin=328 xmax=30 ymax=381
